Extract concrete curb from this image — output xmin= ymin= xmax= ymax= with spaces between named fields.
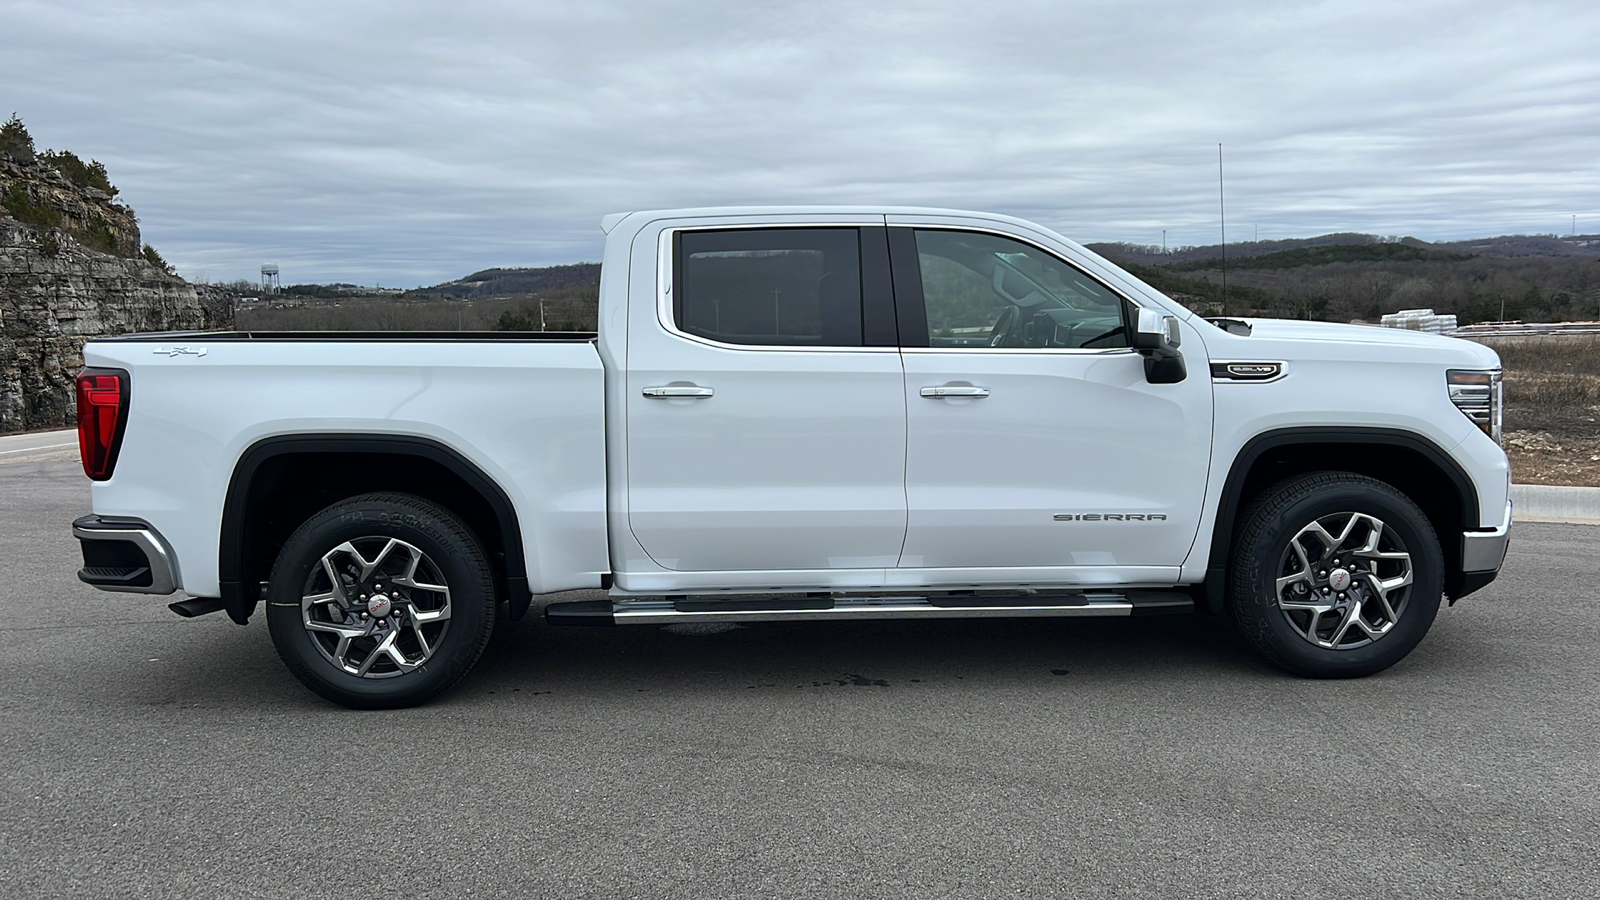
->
xmin=1510 ymin=484 xmax=1600 ymax=525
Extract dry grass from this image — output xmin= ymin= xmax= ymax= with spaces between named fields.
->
xmin=1471 ymin=335 xmax=1600 ymax=485
xmin=1483 ymin=335 xmax=1600 ymax=377
xmin=1476 ymin=336 xmax=1600 ymax=435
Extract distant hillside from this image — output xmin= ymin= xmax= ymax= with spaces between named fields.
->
xmin=1092 ymin=232 xmax=1600 ymax=267
xmin=1166 ymin=243 xmax=1474 ymax=272
xmin=235 ymin=261 xmax=604 ymax=333
xmin=1090 ymin=232 xmax=1600 ymax=325
xmin=411 ymin=263 xmax=600 ymax=300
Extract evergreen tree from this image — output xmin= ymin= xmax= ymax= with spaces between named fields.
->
xmin=0 ymin=112 xmax=35 ymax=162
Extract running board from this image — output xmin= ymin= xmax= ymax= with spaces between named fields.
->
xmin=545 ymin=591 xmax=1192 ymax=626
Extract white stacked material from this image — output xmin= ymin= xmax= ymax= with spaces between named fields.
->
xmin=1380 ymin=309 xmax=1455 ymax=333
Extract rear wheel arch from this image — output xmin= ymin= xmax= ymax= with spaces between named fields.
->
xmin=220 ymin=435 xmax=529 ymax=625
xmin=1203 ymin=428 xmax=1479 ymax=613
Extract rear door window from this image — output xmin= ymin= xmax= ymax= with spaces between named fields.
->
xmin=674 ymin=228 xmax=864 ymax=347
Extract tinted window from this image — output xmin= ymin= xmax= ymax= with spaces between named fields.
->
xmin=675 ymin=229 xmax=864 ymax=347
xmin=914 ymin=230 xmax=1129 ymax=349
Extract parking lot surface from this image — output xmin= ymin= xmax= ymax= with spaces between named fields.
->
xmin=3 ymin=453 xmax=1597 ymax=899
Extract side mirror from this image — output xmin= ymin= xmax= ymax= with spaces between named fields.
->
xmin=1131 ymin=307 xmax=1186 ymax=384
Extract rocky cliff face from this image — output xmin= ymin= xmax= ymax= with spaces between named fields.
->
xmin=0 ymin=157 xmax=228 ymax=433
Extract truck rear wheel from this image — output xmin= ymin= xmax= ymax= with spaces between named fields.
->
xmin=265 ymin=493 xmax=496 ymax=709
xmin=1229 ymin=472 xmax=1442 ymax=678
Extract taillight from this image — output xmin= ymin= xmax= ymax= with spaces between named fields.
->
xmin=76 ymin=368 xmax=130 ymax=480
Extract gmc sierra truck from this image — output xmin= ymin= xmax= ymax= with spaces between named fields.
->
xmin=70 ymin=207 xmax=1512 ymax=708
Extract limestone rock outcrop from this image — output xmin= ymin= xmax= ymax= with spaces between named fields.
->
xmin=1 ymin=156 xmax=228 ymax=433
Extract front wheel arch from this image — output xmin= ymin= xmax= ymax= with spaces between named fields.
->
xmin=1202 ymin=429 xmax=1478 ymax=613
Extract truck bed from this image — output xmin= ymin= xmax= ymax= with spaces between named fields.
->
xmin=82 ymin=331 xmax=609 ymax=599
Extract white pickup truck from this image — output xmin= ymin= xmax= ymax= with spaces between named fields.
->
xmin=71 ymin=207 xmax=1512 ymax=708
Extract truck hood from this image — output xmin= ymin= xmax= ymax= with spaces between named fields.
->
xmin=1229 ymin=318 xmax=1501 ymax=367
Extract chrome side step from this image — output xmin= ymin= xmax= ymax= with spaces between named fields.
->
xmin=544 ymin=591 xmax=1192 ymax=626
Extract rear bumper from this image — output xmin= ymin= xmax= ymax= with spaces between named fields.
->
xmin=72 ymin=515 xmax=178 ymax=595
xmin=1453 ymin=501 xmax=1512 ymax=600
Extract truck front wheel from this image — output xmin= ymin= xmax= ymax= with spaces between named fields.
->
xmin=1229 ymin=472 xmax=1443 ymax=678
xmin=265 ymin=493 xmax=497 ymax=709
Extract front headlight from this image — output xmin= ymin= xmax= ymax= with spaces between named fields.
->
xmin=1447 ymin=368 xmax=1503 ymax=445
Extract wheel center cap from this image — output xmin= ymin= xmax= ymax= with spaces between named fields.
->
xmin=1328 ymin=569 xmax=1352 ymax=592
xmin=367 ymin=594 xmax=393 ymax=618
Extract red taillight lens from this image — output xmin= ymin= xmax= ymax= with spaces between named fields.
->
xmin=76 ymin=368 xmax=128 ymax=480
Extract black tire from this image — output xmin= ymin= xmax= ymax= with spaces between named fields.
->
xmin=266 ymin=493 xmax=496 ymax=709
xmin=1229 ymin=472 xmax=1443 ymax=678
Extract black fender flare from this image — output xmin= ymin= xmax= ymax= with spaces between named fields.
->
xmin=219 ymin=434 xmax=529 ymax=625
xmin=1202 ymin=427 xmax=1480 ymax=613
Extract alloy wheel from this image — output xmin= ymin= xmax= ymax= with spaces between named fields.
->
xmin=300 ymin=537 xmax=453 ymax=677
xmin=1274 ymin=511 xmax=1413 ymax=650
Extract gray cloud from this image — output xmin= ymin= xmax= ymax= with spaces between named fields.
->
xmin=5 ymin=0 xmax=1597 ymax=284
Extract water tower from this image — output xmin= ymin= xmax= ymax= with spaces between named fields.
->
xmin=261 ymin=264 xmax=280 ymax=294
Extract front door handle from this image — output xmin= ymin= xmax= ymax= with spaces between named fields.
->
xmin=642 ymin=385 xmax=714 ymax=399
xmin=920 ymin=385 xmax=990 ymax=399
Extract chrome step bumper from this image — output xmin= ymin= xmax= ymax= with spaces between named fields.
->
xmin=72 ymin=515 xmax=178 ymax=595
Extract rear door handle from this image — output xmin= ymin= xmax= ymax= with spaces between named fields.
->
xmin=642 ymin=385 xmax=714 ymax=399
xmin=919 ymin=385 xmax=990 ymax=398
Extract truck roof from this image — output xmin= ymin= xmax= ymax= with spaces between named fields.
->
xmin=600 ymin=206 xmax=1051 ymax=235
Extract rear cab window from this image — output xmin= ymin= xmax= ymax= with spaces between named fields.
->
xmin=673 ymin=229 xmax=865 ymax=347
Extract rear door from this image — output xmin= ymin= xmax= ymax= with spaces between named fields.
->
xmin=624 ymin=223 xmax=908 ymax=573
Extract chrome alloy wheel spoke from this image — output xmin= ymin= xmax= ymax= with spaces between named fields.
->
xmin=1274 ymin=511 xmax=1412 ymax=651
xmin=300 ymin=536 xmax=452 ymax=679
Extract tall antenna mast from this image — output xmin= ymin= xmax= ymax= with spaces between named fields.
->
xmin=1218 ymin=143 xmax=1228 ymax=316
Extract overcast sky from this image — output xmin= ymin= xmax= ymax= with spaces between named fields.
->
xmin=5 ymin=0 xmax=1598 ymax=285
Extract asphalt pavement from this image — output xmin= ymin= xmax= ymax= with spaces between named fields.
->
xmin=2 ymin=452 xmax=1597 ymax=899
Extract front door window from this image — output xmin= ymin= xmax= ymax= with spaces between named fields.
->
xmin=913 ymin=230 xmax=1129 ymax=350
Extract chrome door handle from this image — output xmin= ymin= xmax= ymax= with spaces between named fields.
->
xmin=642 ymin=385 xmax=714 ymax=399
xmin=919 ymin=385 xmax=990 ymax=398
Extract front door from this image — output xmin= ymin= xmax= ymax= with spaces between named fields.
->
xmin=890 ymin=223 xmax=1212 ymax=578
xmin=624 ymin=224 xmax=908 ymax=573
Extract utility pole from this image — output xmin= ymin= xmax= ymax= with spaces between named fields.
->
xmin=1162 ymin=229 xmax=1167 ymax=253
xmin=1218 ymin=144 xmax=1228 ymax=316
